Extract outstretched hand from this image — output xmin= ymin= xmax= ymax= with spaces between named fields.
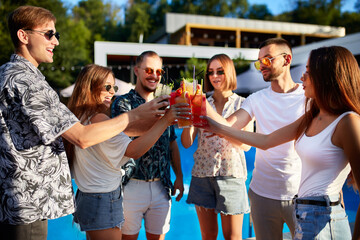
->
xmin=164 ymin=102 xmax=191 ymax=125
xmin=199 ymin=116 xmax=226 ymax=138
xmin=133 ymin=95 xmax=170 ymax=120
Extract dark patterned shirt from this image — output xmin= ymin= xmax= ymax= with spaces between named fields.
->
xmin=111 ymin=89 xmax=176 ymax=196
xmin=0 ymin=54 xmax=79 ymax=224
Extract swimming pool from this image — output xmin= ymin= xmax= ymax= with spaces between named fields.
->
xmin=48 ymin=129 xmax=359 ymax=239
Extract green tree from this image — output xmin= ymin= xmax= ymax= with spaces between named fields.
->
xmin=0 ymin=0 xmax=14 ymax=65
xmin=179 ymin=57 xmax=207 ymax=84
xmin=233 ymin=53 xmax=251 ymax=74
xmin=72 ymin=0 xmax=121 ymax=59
xmin=169 ymin=0 xmax=249 ymax=17
xmin=169 ymin=0 xmax=201 ymax=15
xmin=288 ymin=0 xmax=342 ymax=25
xmin=356 ymin=0 xmax=360 ymax=12
xmin=123 ymin=1 xmax=152 ymax=42
xmin=246 ymin=4 xmax=273 ymax=20
xmin=333 ymin=11 xmax=360 ymax=34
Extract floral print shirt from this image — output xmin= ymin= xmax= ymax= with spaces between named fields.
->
xmin=0 ymin=54 xmax=78 ymax=224
xmin=192 ymin=93 xmax=247 ymax=179
xmin=111 ymin=89 xmax=177 ymax=197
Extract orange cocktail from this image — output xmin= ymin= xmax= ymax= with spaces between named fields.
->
xmin=170 ymin=90 xmax=191 ymax=128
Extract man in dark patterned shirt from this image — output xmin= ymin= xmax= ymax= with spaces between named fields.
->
xmin=0 ymin=6 xmax=168 ymax=240
xmin=111 ymin=51 xmax=184 ymax=240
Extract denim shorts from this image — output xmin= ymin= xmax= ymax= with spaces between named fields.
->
xmin=73 ymin=185 xmax=124 ymax=231
xmin=186 ymin=176 xmax=250 ymax=215
xmin=293 ymin=194 xmax=352 ymax=240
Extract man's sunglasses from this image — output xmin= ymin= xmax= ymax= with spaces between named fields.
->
xmin=104 ymin=85 xmax=118 ymax=93
xmin=207 ymin=70 xmax=225 ymax=76
xmin=254 ymin=53 xmax=287 ymax=70
xmin=24 ymin=29 xmax=60 ymax=41
xmin=143 ymin=67 xmax=165 ymax=76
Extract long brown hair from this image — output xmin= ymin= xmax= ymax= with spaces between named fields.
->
xmin=296 ymin=46 xmax=360 ymax=139
xmin=204 ymin=54 xmax=237 ymax=92
xmin=65 ymin=64 xmax=114 ymax=164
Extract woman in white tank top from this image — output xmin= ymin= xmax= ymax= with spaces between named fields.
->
xmin=205 ymin=46 xmax=360 ymax=240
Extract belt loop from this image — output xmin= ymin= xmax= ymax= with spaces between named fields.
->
xmin=323 ymin=195 xmax=331 ymax=207
xmin=292 ymin=194 xmax=298 ymax=204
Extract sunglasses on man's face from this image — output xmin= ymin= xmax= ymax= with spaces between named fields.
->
xmin=207 ymin=70 xmax=225 ymax=76
xmin=104 ymin=85 xmax=118 ymax=93
xmin=143 ymin=67 xmax=165 ymax=77
xmin=24 ymin=29 xmax=60 ymax=41
xmin=254 ymin=53 xmax=287 ymax=70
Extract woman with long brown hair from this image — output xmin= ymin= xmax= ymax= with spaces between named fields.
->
xmin=205 ymin=46 xmax=360 ymax=239
xmin=66 ymin=64 xmax=189 ymax=240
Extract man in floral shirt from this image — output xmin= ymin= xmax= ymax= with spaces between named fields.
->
xmin=0 ymin=6 xmax=167 ymax=240
xmin=111 ymin=51 xmax=184 ymax=240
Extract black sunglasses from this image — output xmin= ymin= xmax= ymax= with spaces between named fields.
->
xmin=207 ymin=70 xmax=225 ymax=76
xmin=24 ymin=29 xmax=60 ymax=41
xmin=104 ymin=85 xmax=118 ymax=93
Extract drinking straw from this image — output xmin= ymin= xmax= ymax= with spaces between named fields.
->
xmin=166 ymin=67 xmax=169 ymax=85
xmin=195 ymin=70 xmax=204 ymax=78
xmin=182 ymin=78 xmax=185 ymax=93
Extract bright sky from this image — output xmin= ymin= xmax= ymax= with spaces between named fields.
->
xmin=62 ymin=0 xmax=357 ymax=15
xmin=247 ymin=0 xmax=357 ymax=15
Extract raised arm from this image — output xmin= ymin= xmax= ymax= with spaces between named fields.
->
xmin=112 ymin=95 xmax=170 ymax=137
xmin=206 ymin=101 xmax=254 ymax=150
xmin=206 ymin=115 xmax=304 ymax=150
xmin=62 ymin=109 xmax=138 ymax=149
xmin=237 ymin=118 xmax=254 ymax=152
xmin=124 ymin=103 xmax=189 ymax=159
xmin=62 ymin=95 xmax=170 ymax=149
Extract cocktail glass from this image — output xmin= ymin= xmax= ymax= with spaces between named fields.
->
xmin=191 ymin=93 xmax=207 ymax=127
xmin=154 ymin=83 xmax=173 ymax=110
xmin=154 ymin=83 xmax=172 ymax=98
xmin=170 ymin=91 xmax=192 ymax=128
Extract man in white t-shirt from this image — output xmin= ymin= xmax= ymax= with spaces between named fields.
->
xmin=208 ymin=38 xmax=305 ymax=239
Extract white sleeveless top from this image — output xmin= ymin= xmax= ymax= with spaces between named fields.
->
xmin=295 ymin=112 xmax=353 ymax=197
xmin=73 ymin=116 xmax=132 ymax=193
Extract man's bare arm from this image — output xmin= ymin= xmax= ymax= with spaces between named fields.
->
xmin=62 ymin=96 xmax=168 ymax=148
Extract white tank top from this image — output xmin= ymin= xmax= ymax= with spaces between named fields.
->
xmin=295 ymin=112 xmax=353 ymax=197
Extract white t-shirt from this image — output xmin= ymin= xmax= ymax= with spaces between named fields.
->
xmin=295 ymin=112 xmax=353 ymax=197
xmin=241 ymin=85 xmax=305 ymax=200
xmin=73 ymin=128 xmax=132 ymax=193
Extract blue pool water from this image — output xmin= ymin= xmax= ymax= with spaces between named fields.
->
xmin=48 ymin=129 xmax=359 ymax=239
